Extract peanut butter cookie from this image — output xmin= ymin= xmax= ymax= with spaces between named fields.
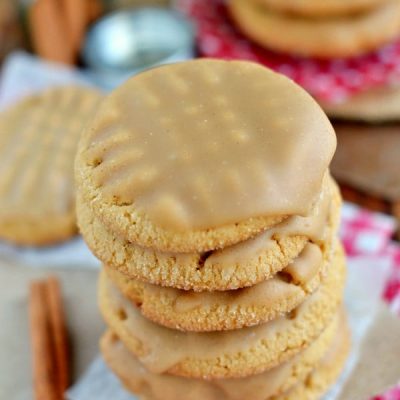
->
xmin=75 ymin=59 xmax=335 ymax=252
xmin=0 ymin=86 xmax=102 ymax=245
xmin=103 ymin=239 xmax=339 ymax=332
xmin=322 ymin=84 xmax=400 ymax=122
xmin=229 ymin=0 xmax=400 ymax=59
xmin=79 ymin=176 xmax=340 ymax=291
xmin=98 ymin=243 xmax=346 ymax=379
xmin=257 ymin=0 xmax=386 ymax=17
xmin=100 ymin=311 xmax=348 ymax=400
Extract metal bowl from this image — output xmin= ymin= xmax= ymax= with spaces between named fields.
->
xmin=82 ymin=7 xmax=194 ymax=88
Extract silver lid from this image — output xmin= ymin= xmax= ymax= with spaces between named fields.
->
xmin=82 ymin=7 xmax=194 ymax=88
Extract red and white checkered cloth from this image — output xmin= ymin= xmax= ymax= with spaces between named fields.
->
xmin=340 ymin=203 xmax=400 ymax=314
xmin=176 ymin=0 xmax=400 ymax=102
xmin=340 ymin=203 xmax=400 ymax=399
xmin=375 ymin=386 xmax=400 ymax=400
xmin=340 ymin=203 xmax=396 ymax=258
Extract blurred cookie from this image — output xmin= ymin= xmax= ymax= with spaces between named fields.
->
xmin=331 ymin=122 xmax=400 ymax=201
xmin=75 ymin=59 xmax=335 ymax=253
xmin=257 ymin=0 xmax=386 ymax=17
xmin=0 ymin=86 xmax=102 ymax=246
xmin=100 ymin=311 xmax=346 ymax=400
xmin=322 ymin=84 xmax=400 ymax=122
xmin=98 ymin=243 xmax=345 ymax=379
xmin=79 ymin=175 xmax=340 ymax=291
xmin=103 ymin=238 xmax=339 ymax=331
xmin=229 ymin=0 xmax=400 ymax=58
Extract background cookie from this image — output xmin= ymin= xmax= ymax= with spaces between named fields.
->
xmin=229 ymin=0 xmax=400 ymax=59
xmin=103 ymin=237 xmax=337 ymax=331
xmin=98 ymin=243 xmax=345 ymax=379
xmin=100 ymin=312 xmax=343 ymax=400
xmin=75 ymin=59 xmax=335 ymax=253
xmin=331 ymin=122 xmax=400 ymax=201
xmin=256 ymin=0 xmax=386 ymax=17
xmin=0 ymin=86 xmax=102 ymax=246
xmin=321 ymin=84 xmax=400 ymax=122
xmin=78 ymin=176 xmax=340 ymax=291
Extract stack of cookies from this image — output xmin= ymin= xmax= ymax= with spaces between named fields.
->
xmin=76 ymin=59 xmax=350 ymax=399
xmin=228 ymin=0 xmax=400 ymax=58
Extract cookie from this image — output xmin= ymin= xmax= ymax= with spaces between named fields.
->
xmin=75 ymin=59 xmax=335 ymax=253
xmin=272 ymin=315 xmax=350 ymax=400
xmin=276 ymin=316 xmax=351 ymax=400
xmin=256 ymin=0 xmax=386 ymax=17
xmin=0 ymin=86 xmax=102 ymax=246
xmin=229 ymin=0 xmax=400 ymax=59
xmin=79 ymin=175 xmax=340 ymax=291
xmin=100 ymin=311 xmax=345 ymax=400
xmin=331 ymin=122 xmax=400 ymax=201
xmin=103 ymin=236 xmax=338 ymax=332
xmin=98 ymin=242 xmax=346 ymax=379
xmin=321 ymin=84 xmax=400 ymax=122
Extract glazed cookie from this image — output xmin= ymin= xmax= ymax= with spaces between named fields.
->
xmin=275 ymin=316 xmax=350 ymax=400
xmin=103 ymin=237 xmax=338 ymax=331
xmin=0 ymin=86 xmax=102 ymax=246
xmin=229 ymin=0 xmax=400 ymax=59
xmin=321 ymin=84 xmax=400 ymax=122
xmin=98 ymin=243 xmax=346 ymax=379
xmin=75 ymin=59 xmax=335 ymax=252
xmin=100 ymin=312 xmax=345 ymax=400
xmin=79 ymin=175 xmax=340 ymax=291
xmin=256 ymin=0 xmax=386 ymax=17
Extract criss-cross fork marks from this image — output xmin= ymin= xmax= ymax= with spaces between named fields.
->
xmin=86 ymin=64 xmax=267 ymax=214
xmin=0 ymin=87 xmax=102 ymax=215
xmin=81 ymin=60 xmax=336 ymax=230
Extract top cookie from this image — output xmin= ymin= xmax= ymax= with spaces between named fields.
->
xmin=76 ymin=60 xmax=335 ymax=252
xmin=256 ymin=0 xmax=386 ymax=17
xmin=0 ymin=86 xmax=102 ymax=246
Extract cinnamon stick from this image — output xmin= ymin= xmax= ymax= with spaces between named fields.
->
xmin=29 ymin=277 xmax=69 ymax=400
xmin=45 ymin=276 xmax=70 ymax=397
xmin=62 ymin=0 xmax=89 ymax=54
xmin=29 ymin=281 xmax=59 ymax=400
xmin=88 ymin=0 xmax=103 ymax=22
xmin=29 ymin=0 xmax=75 ymax=64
